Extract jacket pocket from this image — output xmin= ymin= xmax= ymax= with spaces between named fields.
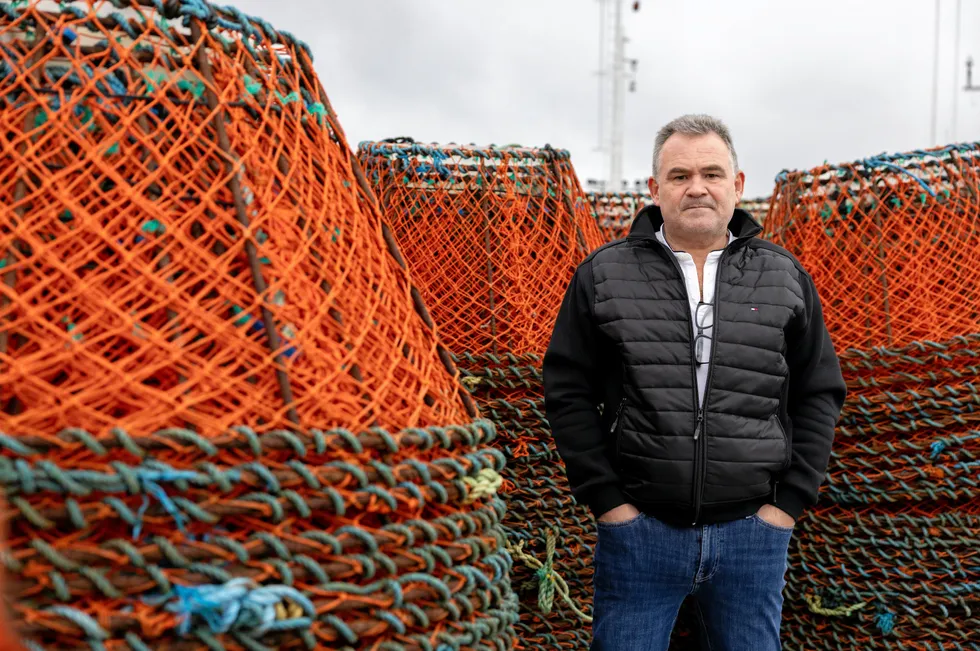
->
xmin=778 ymin=379 xmax=792 ymax=471
xmin=773 ymin=413 xmax=791 ymax=470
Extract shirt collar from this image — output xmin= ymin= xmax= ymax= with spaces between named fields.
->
xmin=656 ymin=223 xmax=735 ymax=253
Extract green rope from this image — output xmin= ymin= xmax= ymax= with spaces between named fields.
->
xmin=507 ymin=530 xmax=592 ymax=624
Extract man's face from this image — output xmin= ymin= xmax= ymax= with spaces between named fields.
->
xmin=648 ymin=132 xmax=745 ymax=244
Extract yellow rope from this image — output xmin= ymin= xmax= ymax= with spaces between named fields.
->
xmin=274 ymin=599 xmax=304 ymax=621
xmin=462 ymin=467 xmax=503 ymax=503
xmin=460 ymin=376 xmax=482 ymax=390
xmin=805 ymin=593 xmax=869 ymax=617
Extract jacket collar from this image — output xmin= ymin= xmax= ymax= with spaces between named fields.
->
xmin=629 ymin=203 xmax=763 ymax=241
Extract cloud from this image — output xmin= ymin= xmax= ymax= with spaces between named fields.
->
xmin=221 ymin=0 xmax=971 ymax=197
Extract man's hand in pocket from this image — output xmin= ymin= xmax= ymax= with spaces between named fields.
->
xmin=757 ymin=504 xmax=795 ymax=528
xmin=598 ymin=503 xmax=640 ymax=524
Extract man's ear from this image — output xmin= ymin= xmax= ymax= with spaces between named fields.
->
xmin=647 ymin=176 xmax=660 ymax=206
xmin=734 ymin=170 xmax=746 ymax=203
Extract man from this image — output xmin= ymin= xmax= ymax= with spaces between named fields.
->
xmin=543 ymin=114 xmax=846 ymax=650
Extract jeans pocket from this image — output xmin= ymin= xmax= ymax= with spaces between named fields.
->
xmin=750 ymin=513 xmax=794 ymax=534
xmin=597 ymin=513 xmax=645 ymax=529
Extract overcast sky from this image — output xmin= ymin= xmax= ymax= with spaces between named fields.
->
xmin=224 ymin=0 xmax=979 ymax=198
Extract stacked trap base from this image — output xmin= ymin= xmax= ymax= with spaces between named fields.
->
xmin=1 ymin=421 xmax=516 ymax=650
xmin=456 ymin=353 xmax=596 ymax=651
xmin=782 ymin=337 xmax=980 ymax=650
xmin=0 ymin=2 xmax=516 ymax=648
xmin=358 ymin=141 xmax=603 ymax=648
xmin=767 ymin=145 xmax=980 ymax=649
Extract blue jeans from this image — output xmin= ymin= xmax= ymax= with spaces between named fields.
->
xmin=591 ymin=512 xmax=792 ymax=651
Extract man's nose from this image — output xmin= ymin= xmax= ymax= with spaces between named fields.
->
xmin=686 ymin=177 xmax=708 ymax=196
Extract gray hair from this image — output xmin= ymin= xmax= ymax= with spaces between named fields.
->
xmin=651 ymin=114 xmax=739 ymax=179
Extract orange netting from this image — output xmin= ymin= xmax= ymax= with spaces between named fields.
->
xmin=764 ymin=144 xmax=980 ymax=351
xmin=357 ymin=139 xmax=605 ymax=357
xmin=0 ymin=1 xmax=471 ymax=439
xmin=588 ymin=191 xmax=771 ymax=242
xmin=357 ymin=140 xmax=604 ymax=648
xmin=0 ymin=3 xmax=518 ymax=649
xmin=764 ymin=144 xmax=980 ymax=649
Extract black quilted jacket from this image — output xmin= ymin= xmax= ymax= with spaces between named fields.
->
xmin=543 ymin=205 xmax=846 ymax=526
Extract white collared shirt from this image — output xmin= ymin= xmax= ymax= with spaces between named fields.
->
xmin=655 ymin=225 xmax=736 ymax=407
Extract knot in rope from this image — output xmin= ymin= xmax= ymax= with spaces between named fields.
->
xmin=462 ymin=467 xmax=502 ymax=503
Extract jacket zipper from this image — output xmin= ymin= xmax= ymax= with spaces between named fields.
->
xmin=639 ymin=232 xmax=737 ymax=526
xmin=693 ymin=247 xmax=728 ymax=525
xmin=648 ymin=239 xmax=703 ymax=524
xmin=610 ymin=397 xmax=627 ymax=467
xmin=610 ymin=398 xmax=626 ymax=434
